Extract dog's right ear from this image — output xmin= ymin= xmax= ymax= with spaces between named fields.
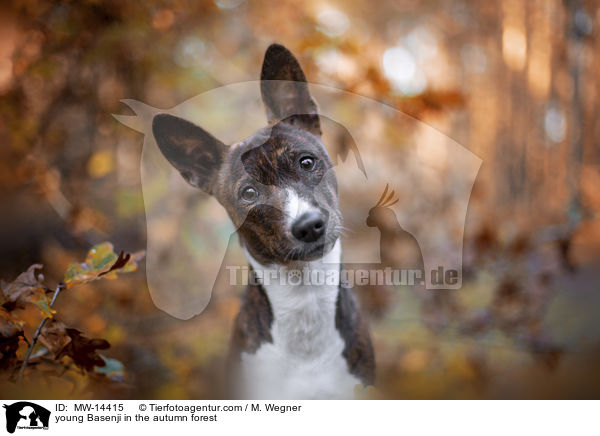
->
xmin=152 ymin=114 xmax=226 ymax=195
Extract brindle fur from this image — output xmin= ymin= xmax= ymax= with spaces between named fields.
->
xmin=335 ymin=285 xmax=376 ymax=385
xmin=229 ymin=276 xmax=274 ymax=355
xmin=152 ymin=43 xmax=376 ymax=394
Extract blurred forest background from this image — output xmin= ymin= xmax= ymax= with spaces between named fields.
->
xmin=1 ymin=0 xmax=600 ymax=399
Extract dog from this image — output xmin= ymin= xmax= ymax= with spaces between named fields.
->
xmin=151 ymin=43 xmax=374 ymax=399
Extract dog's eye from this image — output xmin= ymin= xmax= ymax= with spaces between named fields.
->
xmin=299 ymin=156 xmax=316 ymax=172
xmin=241 ymin=186 xmax=258 ymax=203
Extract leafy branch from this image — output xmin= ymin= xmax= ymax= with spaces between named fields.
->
xmin=17 ymin=281 xmax=65 ymax=383
xmin=1 ymin=242 xmax=144 ymax=386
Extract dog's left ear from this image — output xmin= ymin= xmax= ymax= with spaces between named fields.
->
xmin=260 ymin=43 xmax=321 ymax=136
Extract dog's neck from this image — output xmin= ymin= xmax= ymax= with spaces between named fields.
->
xmin=243 ymin=239 xmax=342 ymax=356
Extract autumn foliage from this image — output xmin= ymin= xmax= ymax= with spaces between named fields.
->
xmin=1 ymin=243 xmax=143 ymax=396
xmin=0 ymin=0 xmax=599 ymax=399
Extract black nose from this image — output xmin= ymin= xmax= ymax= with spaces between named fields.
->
xmin=292 ymin=211 xmax=326 ymax=243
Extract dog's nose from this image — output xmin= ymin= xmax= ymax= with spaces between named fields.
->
xmin=292 ymin=211 xmax=326 ymax=243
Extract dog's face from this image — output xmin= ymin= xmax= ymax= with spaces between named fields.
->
xmin=152 ymin=44 xmax=341 ymax=265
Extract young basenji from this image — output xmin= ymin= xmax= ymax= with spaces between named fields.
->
xmin=151 ymin=43 xmax=374 ymax=399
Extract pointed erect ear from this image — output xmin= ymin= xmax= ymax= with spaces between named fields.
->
xmin=152 ymin=114 xmax=227 ymax=195
xmin=260 ymin=43 xmax=321 ymax=136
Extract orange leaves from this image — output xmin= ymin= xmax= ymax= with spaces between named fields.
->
xmin=1 ymin=241 xmax=144 ymax=385
xmin=0 ymin=308 xmax=23 ymax=339
xmin=0 ymin=308 xmax=23 ymax=370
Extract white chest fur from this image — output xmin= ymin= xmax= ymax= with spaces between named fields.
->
xmin=240 ymin=240 xmax=361 ymax=399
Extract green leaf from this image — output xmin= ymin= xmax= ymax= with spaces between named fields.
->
xmin=63 ymin=242 xmax=144 ymax=288
xmin=32 ymin=294 xmax=56 ymax=319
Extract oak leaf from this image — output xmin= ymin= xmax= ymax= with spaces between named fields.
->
xmin=63 ymin=242 xmax=144 ymax=288
xmin=57 ymin=328 xmax=111 ymax=372
xmin=1 ymin=264 xmax=54 ymax=318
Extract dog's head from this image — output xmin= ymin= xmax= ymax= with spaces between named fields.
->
xmin=152 ymin=44 xmax=341 ymax=265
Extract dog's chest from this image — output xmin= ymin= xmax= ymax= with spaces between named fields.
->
xmin=239 ymin=242 xmax=361 ymax=399
xmin=239 ymin=283 xmax=360 ymax=399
